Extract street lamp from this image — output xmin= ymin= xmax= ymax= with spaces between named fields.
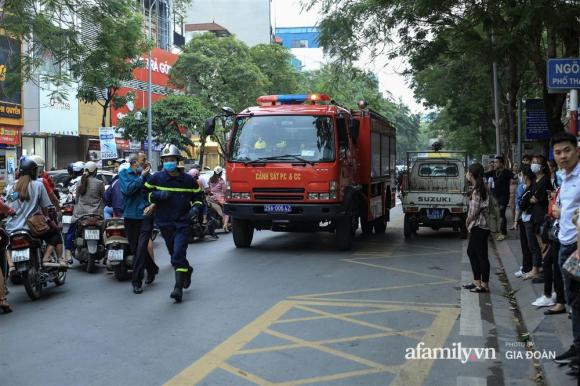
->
xmin=147 ymin=0 xmax=158 ymax=161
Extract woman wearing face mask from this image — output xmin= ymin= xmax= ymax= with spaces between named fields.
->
xmin=462 ymin=163 xmax=491 ymax=293
xmin=524 ymin=155 xmax=552 ymax=281
xmin=513 ymin=166 xmax=533 ymax=278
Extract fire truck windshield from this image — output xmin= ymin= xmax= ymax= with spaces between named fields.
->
xmin=229 ymin=115 xmax=335 ymax=163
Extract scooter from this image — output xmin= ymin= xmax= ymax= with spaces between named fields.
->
xmin=75 ymin=214 xmax=105 ymax=273
xmin=104 ymin=218 xmax=132 ymax=281
xmin=61 ymin=202 xmax=74 ymax=235
xmin=9 ymin=229 xmax=66 ymax=300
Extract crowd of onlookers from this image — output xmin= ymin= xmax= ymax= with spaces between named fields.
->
xmin=481 ymin=132 xmax=580 ymax=378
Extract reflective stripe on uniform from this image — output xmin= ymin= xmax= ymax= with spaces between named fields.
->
xmin=144 ymin=182 xmax=201 ymax=193
xmin=192 ymin=201 xmax=203 ymax=205
xmin=176 ymin=268 xmax=189 ymax=273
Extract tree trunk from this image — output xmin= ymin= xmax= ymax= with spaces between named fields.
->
xmin=199 ymin=134 xmax=207 ymax=170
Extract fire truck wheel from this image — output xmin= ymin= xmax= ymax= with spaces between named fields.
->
xmin=373 ymin=218 xmax=387 ymax=234
xmin=336 ymin=213 xmax=353 ymax=251
xmin=361 ymin=217 xmax=373 ymax=235
xmin=404 ymin=214 xmax=413 ymax=240
xmin=233 ymin=219 xmax=254 ymax=248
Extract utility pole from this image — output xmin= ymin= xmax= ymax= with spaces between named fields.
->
xmin=147 ymin=0 xmax=158 ymax=161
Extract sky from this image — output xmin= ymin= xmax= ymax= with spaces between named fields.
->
xmin=271 ymin=0 xmax=423 ymax=113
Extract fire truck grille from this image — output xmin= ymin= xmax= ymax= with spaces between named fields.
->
xmin=254 ymin=195 xmax=304 ymax=201
xmin=252 ymin=188 xmax=305 ymax=193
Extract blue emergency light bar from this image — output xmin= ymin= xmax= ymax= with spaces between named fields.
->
xmin=256 ymin=93 xmax=331 ymax=105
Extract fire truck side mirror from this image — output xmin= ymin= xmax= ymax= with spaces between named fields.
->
xmin=221 ymin=106 xmax=236 ymax=116
xmin=350 ymin=119 xmax=360 ymax=144
xmin=204 ymin=117 xmax=216 ymax=136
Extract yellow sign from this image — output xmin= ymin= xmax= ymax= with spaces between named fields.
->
xmin=255 ymin=172 xmax=302 ymax=181
xmin=79 ymin=101 xmax=108 ymax=136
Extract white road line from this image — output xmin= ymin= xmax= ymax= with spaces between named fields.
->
xmin=459 ymin=271 xmax=483 ymax=336
xmin=457 ymin=376 xmax=487 ymax=386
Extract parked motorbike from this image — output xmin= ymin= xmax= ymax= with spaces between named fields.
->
xmin=75 ymin=214 xmax=105 ymax=273
xmin=9 ymin=229 xmax=66 ymax=300
xmin=104 ymin=218 xmax=132 ymax=281
xmin=188 ymin=201 xmax=223 ymax=243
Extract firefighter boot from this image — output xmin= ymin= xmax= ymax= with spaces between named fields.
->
xmin=183 ymin=266 xmax=194 ymax=289
xmin=170 ymin=270 xmax=186 ymax=303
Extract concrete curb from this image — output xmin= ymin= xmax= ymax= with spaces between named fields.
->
xmin=494 ymin=236 xmax=576 ymax=386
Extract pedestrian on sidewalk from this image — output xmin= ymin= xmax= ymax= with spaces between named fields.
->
xmin=463 ymin=163 xmax=491 ymax=293
xmin=513 ymin=165 xmax=533 ymax=278
xmin=491 ymin=156 xmax=513 ymax=241
xmin=550 ymin=132 xmax=580 ymax=375
xmin=519 ymin=168 xmax=543 ymax=280
xmin=509 ymin=163 xmax=520 ymax=225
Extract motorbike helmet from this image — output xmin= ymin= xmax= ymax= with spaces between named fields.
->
xmin=67 ymin=162 xmax=74 ymax=175
xmin=85 ymin=161 xmax=98 ymax=173
xmin=72 ymin=161 xmax=85 ymax=172
xmin=19 ymin=158 xmax=38 ymax=179
xmin=160 ymin=144 xmax=182 ymax=159
xmin=188 ymin=168 xmax=200 ymax=178
xmin=213 ymin=166 xmax=223 ymax=175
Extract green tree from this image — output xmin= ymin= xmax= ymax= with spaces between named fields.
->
xmin=75 ymin=13 xmax=148 ymax=127
xmin=249 ymin=44 xmax=302 ymax=94
xmin=170 ymin=33 xmax=269 ymax=112
xmin=119 ymin=95 xmax=211 ymax=151
xmin=1 ymin=0 xmax=142 ymax=89
xmin=308 ymin=0 xmax=580 ymax=157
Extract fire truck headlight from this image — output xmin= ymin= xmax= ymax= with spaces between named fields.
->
xmin=319 ymin=193 xmax=330 ymax=200
xmin=231 ymin=192 xmax=241 ymax=199
xmin=240 ymin=193 xmax=251 ymax=199
xmin=308 ymin=193 xmax=319 ymax=200
xmin=226 ymin=181 xmax=231 ymax=198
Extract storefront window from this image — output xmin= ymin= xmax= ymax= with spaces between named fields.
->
xmin=21 ymin=137 xmax=34 ymax=157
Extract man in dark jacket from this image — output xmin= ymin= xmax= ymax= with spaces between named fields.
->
xmin=104 ymin=174 xmax=124 ymax=218
xmin=144 ymin=144 xmax=201 ymax=303
xmin=119 ymin=152 xmax=159 ymax=294
xmin=492 ymin=156 xmax=514 ymax=240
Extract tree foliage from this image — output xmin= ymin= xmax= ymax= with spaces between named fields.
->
xmin=307 ymin=0 xmax=580 ymax=159
xmin=250 ymin=43 xmax=302 ymax=94
xmin=1 ymin=0 xmax=143 ymax=88
xmin=118 ymin=95 xmax=211 ymax=150
xmin=75 ymin=13 xmax=148 ymax=127
xmin=170 ymin=33 xmax=269 ymax=113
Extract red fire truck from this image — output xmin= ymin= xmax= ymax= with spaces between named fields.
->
xmin=218 ymin=93 xmax=396 ymax=250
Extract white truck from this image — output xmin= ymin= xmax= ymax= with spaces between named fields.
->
xmin=400 ymin=150 xmax=469 ymax=239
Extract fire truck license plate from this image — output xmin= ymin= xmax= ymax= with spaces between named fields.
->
xmin=84 ymin=229 xmax=100 ymax=240
xmin=264 ymin=204 xmax=291 ymax=213
xmin=12 ymin=249 xmax=30 ymax=262
xmin=427 ymin=209 xmax=444 ymax=220
xmin=62 ymin=215 xmax=72 ymax=224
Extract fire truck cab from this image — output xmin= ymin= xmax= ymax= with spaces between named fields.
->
xmin=221 ymin=93 xmax=396 ymax=250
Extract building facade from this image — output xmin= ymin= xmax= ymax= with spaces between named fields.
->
xmin=184 ymin=0 xmax=272 ymax=47
xmin=275 ymin=26 xmax=324 ymax=71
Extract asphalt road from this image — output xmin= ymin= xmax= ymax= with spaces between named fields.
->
xmin=0 ymin=207 xmax=535 ymax=386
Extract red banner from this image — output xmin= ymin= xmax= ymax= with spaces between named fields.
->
xmin=0 ymin=126 xmax=20 ymax=146
xmin=111 ymin=48 xmax=179 ymax=126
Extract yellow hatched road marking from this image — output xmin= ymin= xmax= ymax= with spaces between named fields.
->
xmin=164 ymin=300 xmax=294 ymax=386
xmin=293 ymin=304 xmax=395 ymax=333
xmin=275 ymin=308 xmax=398 ymax=324
xmin=220 ymin=363 xmax=274 ymax=386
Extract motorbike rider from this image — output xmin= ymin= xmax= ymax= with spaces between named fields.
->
xmin=207 ymin=166 xmax=229 ymax=232
xmin=144 ymin=144 xmax=200 ymax=303
xmin=188 ymin=168 xmax=218 ymax=240
xmin=66 ymin=161 xmax=104 ymax=261
xmin=119 ymin=152 xmax=159 ymax=294
xmin=5 ymin=158 xmax=68 ymax=272
xmin=27 ymin=155 xmax=60 ymax=212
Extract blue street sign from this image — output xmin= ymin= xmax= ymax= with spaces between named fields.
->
xmin=547 ymin=58 xmax=580 ymax=89
xmin=525 ymin=99 xmax=550 ymax=141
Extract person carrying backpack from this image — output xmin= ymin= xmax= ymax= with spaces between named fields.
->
xmin=463 ymin=163 xmax=492 ymax=293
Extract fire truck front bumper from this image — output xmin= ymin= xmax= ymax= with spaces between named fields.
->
xmin=224 ymin=203 xmax=346 ymax=221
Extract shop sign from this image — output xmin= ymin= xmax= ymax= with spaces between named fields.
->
xmin=39 ymin=81 xmax=79 ymax=136
xmin=0 ymin=36 xmax=23 ymax=126
xmin=0 ymin=126 xmax=20 ymax=146
xmin=79 ymin=102 xmax=108 ymax=136
xmin=99 ymin=127 xmax=118 ymax=160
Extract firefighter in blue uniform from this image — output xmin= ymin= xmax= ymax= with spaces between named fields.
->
xmin=144 ymin=144 xmax=201 ymax=303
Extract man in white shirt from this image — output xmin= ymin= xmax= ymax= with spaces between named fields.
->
xmin=551 ymin=132 xmax=580 ymax=371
